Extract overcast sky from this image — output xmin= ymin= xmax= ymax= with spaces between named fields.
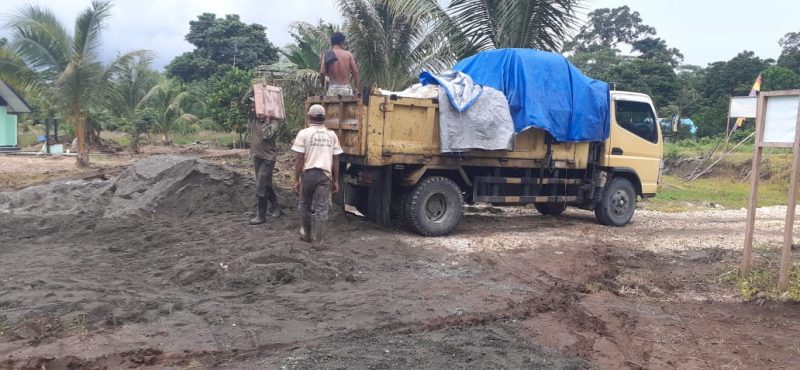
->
xmin=1 ymin=0 xmax=798 ymax=69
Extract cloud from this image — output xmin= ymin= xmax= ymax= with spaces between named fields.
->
xmin=2 ymin=0 xmax=342 ymax=69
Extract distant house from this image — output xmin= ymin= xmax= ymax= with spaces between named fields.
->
xmin=0 ymin=79 xmax=32 ymax=150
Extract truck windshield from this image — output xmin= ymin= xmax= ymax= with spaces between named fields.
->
xmin=615 ymin=100 xmax=658 ymax=143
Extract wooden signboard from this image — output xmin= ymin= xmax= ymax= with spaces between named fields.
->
xmin=741 ymin=90 xmax=800 ymax=291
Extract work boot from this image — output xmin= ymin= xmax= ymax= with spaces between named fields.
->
xmin=299 ymin=215 xmax=313 ymax=243
xmin=249 ymin=197 xmax=267 ymax=225
xmin=312 ymin=219 xmax=330 ymax=250
xmin=268 ymin=202 xmax=282 ymax=218
xmin=249 ymin=202 xmax=258 ymax=218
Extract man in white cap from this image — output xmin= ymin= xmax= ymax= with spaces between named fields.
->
xmin=291 ymin=104 xmax=343 ymax=249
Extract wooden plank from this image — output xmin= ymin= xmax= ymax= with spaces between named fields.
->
xmin=742 ymin=94 xmax=768 ymax=275
xmin=759 ymin=142 xmax=794 ymax=148
xmin=778 ymin=98 xmax=800 ymax=291
xmin=253 ymin=84 xmax=285 ymax=120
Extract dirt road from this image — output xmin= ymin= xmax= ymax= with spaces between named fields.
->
xmin=1 ymin=154 xmax=799 ymax=369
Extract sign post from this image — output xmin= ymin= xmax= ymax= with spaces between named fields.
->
xmin=740 ymin=90 xmax=800 ymax=292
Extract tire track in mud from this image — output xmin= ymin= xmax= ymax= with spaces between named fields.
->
xmin=2 ymin=347 xmax=230 ymax=370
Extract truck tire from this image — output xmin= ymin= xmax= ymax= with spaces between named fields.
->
xmin=392 ymin=189 xmax=410 ymax=227
xmin=594 ymin=177 xmax=636 ymax=226
xmin=534 ymin=202 xmax=567 ymax=216
xmin=405 ymin=176 xmax=463 ymax=236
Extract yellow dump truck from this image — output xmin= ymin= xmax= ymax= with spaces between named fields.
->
xmin=306 ymin=89 xmax=662 ymax=236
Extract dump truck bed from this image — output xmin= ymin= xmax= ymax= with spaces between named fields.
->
xmin=306 ymin=94 xmax=591 ymax=169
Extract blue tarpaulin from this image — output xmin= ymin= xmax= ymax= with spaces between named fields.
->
xmin=453 ymin=48 xmax=610 ymax=142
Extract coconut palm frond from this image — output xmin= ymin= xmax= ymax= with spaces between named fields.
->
xmin=72 ymin=0 xmax=112 ymax=61
xmin=6 ymin=3 xmax=72 ymax=74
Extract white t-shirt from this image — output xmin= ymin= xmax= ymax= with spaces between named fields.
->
xmin=291 ymin=124 xmax=344 ymax=179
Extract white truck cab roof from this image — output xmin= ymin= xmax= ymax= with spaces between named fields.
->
xmin=611 ymin=90 xmax=655 ymax=105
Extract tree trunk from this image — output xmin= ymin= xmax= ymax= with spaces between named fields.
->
xmin=130 ymin=134 xmax=140 ymax=154
xmin=75 ymin=114 xmax=90 ymax=167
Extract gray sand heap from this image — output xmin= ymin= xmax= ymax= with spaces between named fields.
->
xmin=0 ymin=155 xmax=253 ymax=218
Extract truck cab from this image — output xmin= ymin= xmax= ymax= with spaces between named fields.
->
xmin=603 ymin=91 xmax=663 ymax=196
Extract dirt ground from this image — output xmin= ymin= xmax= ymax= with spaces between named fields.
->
xmin=1 ymin=150 xmax=800 ymax=369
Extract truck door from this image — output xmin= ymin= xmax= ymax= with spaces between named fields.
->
xmin=603 ymin=97 xmax=663 ymax=195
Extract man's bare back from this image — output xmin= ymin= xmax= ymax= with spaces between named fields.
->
xmin=321 ymin=46 xmax=360 ymax=89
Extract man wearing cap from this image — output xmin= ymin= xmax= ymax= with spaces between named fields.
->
xmin=292 ymin=104 xmax=344 ymax=249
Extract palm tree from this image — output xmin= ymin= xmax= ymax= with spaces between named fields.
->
xmin=337 ymin=0 xmax=453 ymax=90
xmin=394 ymin=0 xmax=582 ymax=55
xmin=284 ymin=21 xmax=342 ymax=72
xmin=330 ymin=0 xmax=582 ymax=89
xmin=2 ymin=1 xmax=147 ymax=166
xmin=141 ymin=79 xmax=199 ymax=145
xmin=107 ymin=53 xmax=160 ymax=153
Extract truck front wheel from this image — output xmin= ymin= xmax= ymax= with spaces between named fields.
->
xmin=594 ymin=177 xmax=636 ymax=226
xmin=405 ymin=176 xmax=463 ymax=236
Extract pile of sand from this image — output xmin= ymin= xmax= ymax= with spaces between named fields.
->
xmin=0 ymin=155 xmax=253 ymax=218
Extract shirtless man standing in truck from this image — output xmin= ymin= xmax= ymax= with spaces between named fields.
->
xmin=320 ymin=32 xmax=360 ymax=96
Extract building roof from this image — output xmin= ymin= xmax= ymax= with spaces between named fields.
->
xmin=0 ymin=79 xmax=32 ymax=114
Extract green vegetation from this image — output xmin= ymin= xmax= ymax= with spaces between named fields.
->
xmin=716 ymin=246 xmax=800 ymax=302
xmin=0 ymin=1 xmax=150 ymax=165
xmin=645 ymin=175 xmax=787 ymax=212
xmin=165 ymin=13 xmax=279 ymax=82
xmin=2 ymin=0 xmax=800 ymax=162
xmin=737 ymin=266 xmax=800 ymax=301
xmin=103 ymin=130 xmax=238 ymax=148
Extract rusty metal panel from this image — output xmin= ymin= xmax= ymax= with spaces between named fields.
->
xmin=306 ymin=96 xmax=364 ymax=156
xmin=253 ymin=83 xmax=285 ymax=120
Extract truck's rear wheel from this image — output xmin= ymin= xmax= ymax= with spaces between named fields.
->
xmin=595 ymin=177 xmax=636 ymax=226
xmin=534 ymin=202 xmax=567 ymax=216
xmin=405 ymin=176 xmax=463 ymax=236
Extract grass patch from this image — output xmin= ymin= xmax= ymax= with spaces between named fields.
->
xmin=0 ymin=314 xmax=10 ymax=335
xmin=738 ymin=266 xmax=800 ymax=301
xmin=100 ymin=130 xmax=240 ymax=148
xmin=67 ymin=312 xmax=88 ymax=334
xmin=643 ymin=175 xmax=787 ymax=212
xmin=171 ymin=131 xmax=239 ymax=147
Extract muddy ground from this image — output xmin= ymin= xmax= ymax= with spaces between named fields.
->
xmin=1 ymin=152 xmax=799 ymax=369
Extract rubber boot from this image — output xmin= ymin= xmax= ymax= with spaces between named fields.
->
xmin=299 ymin=214 xmax=313 ymax=243
xmin=312 ymin=219 xmax=330 ymax=250
xmin=267 ymin=198 xmax=282 ymax=218
xmin=249 ymin=202 xmax=258 ymax=218
xmin=249 ymin=197 xmax=267 ymax=225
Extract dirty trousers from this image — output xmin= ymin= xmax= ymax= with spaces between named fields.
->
xmin=299 ymin=169 xmax=332 ymax=221
xmin=254 ymin=157 xmax=278 ymax=204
